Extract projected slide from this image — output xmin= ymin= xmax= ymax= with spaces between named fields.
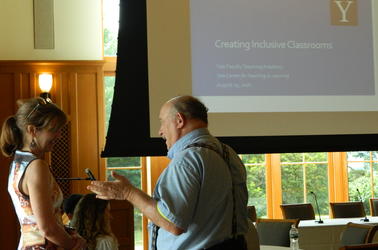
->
xmin=103 ymin=0 xmax=378 ymax=156
xmin=190 ymin=0 xmax=376 ymax=112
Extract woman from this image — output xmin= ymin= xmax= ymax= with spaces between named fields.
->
xmin=70 ymin=193 xmax=118 ymax=250
xmin=0 ymin=97 xmax=86 ymax=249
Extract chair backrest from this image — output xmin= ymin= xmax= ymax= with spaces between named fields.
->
xmin=280 ymin=203 xmax=315 ymax=220
xmin=340 ymin=222 xmax=378 ymax=247
xmin=330 ymin=202 xmax=366 ymax=218
xmin=340 ymin=243 xmax=378 ymax=249
xmin=255 ymin=218 xmax=299 ymax=247
xmin=369 ymin=198 xmax=378 ymax=216
xmin=244 ymin=219 xmax=260 ymax=250
xmin=247 ymin=205 xmax=257 ymax=222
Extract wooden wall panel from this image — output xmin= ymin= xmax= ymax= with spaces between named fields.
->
xmin=72 ymin=72 xmax=101 ymax=193
xmin=0 ymin=60 xmax=112 ymax=248
xmin=147 ymin=156 xmax=170 ymax=195
xmin=110 ymin=200 xmax=135 ymax=250
xmin=0 ymin=61 xmax=134 ymax=250
xmin=0 ymin=73 xmax=19 ymax=249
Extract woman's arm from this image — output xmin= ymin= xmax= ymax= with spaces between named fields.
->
xmin=24 ymin=159 xmax=81 ymax=249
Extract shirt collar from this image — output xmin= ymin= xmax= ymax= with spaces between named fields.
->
xmin=167 ymin=127 xmax=209 ymax=159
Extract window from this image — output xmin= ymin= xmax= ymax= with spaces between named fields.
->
xmin=241 ymin=154 xmax=267 ymax=217
xmin=281 ymin=152 xmax=329 ymax=216
xmin=242 ymin=151 xmax=378 ymax=219
xmin=103 ymin=1 xmax=145 ymax=249
xmin=104 ymin=76 xmax=115 ymax=131
xmin=243 ymin=152 xmax=329 ymax=218
xmin=347 ymin=151 xmax=378 ymax=214
xmin=104 ymin=76 xmax=145 ymax=249
xmin=104 ymin=76 xmax=144 ymax=249
xmin=103 ymin=0 xmax=119 ymax=57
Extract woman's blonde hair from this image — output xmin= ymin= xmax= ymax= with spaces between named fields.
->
xmin=0 ymin=97 xmax=67 ymax=157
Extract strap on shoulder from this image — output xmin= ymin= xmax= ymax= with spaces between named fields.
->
xmin=185 ymin=142 xmax=237 ymax=237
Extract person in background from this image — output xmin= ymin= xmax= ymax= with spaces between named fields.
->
xmin=88 ymin=95 xmax=249 ymax=249
xmin=0 ymin=97 xmax=86 ymax=249
xmin=70 ymin=193 xmax=119 ymax=250
xmin=62 ymin=194 xmax=83 ymax=226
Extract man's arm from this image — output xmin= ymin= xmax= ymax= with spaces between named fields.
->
xmin=87 ymin=171 xmax=184 ymax=235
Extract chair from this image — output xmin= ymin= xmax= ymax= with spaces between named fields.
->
xmin=247 ymin=205 xmax=257 ymax=222
xmin=255 ymin=218 xmax=299 ymax=247
xmin=369 ymin=198 xmax=378 ymax=216
xmin=280 ymin=203 xmax=315 ymax=220
xmin=339 ymin=222 xmax=378 ymax=247
xmin=330 ymin=202 xmax=366 ymax=218
xmin=244 ymin=219 xmax=260 ymax=250
xmin=340 ymin=243 xmax=378 ymax=249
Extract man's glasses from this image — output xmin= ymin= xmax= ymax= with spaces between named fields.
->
xmin=26 ymin=97 xmax=53 ymax=120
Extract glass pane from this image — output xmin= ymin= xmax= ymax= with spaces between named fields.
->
xmin=134 ymin=210 xmax=143 ymax=249
xmin=348 ymin=162 xmax=371 ymax=215
xmin=304 ymin=152 xmax=327 ymax=162
xmin=281 ymin=164 xmax=304 ymax=204
xmin=241 ymin=154 xmax=265 ymax=164
xmin=104 ymin=76 xmax=115 ymax=132
xmin=107 ymin=157 xmax=141 ymax=168
xmin=103 ymin=0 xmax=119 ymax=56
xmin=306 ymin=163 xmax=329 ymax=215
xmin=347 ymin=151 xmax=371 ymax=161
xmin=281 ymin=153 xmax=303 ymax=163
xmin=106 ymin=169 xmax=142 ymax=250
xmin=374 ymin=163 xmax=378 ymax=197
xmin=106 ymin=169 xmax=141 ymax=188
xmin=246 ymin=165 xmax=266 ymax=217
xmin=372 ymin=152 xmax=378 ymax=161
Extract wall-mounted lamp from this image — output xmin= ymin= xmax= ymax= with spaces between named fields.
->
xmin=38 ymin=73 xmax=53 ymax=99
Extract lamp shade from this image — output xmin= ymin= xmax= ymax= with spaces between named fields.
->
xmin=38 ymin=73 xmax=53 ymax=93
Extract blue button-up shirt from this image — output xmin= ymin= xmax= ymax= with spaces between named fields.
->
xmin=150 ymin=128 xmax=248 ymax=250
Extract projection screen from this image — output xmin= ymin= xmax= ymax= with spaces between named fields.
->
xmin=102 ymin=0 xmax=378 ymax=157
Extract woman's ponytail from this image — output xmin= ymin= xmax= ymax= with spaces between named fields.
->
xmin=0 ymin=116 xmax=23 ymax=157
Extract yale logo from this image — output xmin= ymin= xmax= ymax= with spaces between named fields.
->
xmin=331 ymin=0 xmax=357 ymax=26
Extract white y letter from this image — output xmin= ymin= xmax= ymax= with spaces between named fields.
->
xmin=334 ymin=1 xmax=353 ymax=22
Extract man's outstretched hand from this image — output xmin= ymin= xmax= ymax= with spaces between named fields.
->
xmin=87 ymin=171 xmax=133 ymax=200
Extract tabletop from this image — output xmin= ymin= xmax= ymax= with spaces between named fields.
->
xmin=299 ymin=216 xmax=378 ymax=228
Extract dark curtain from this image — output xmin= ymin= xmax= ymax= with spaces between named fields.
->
xmin=101 ymin=0 xmax=165 ymax=157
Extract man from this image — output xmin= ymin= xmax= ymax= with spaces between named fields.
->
xmin=88 ymin=95 xmax=248 ymax=249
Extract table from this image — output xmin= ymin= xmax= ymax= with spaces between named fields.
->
xmin=298 ymin=216 xmax=378 ymax=250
